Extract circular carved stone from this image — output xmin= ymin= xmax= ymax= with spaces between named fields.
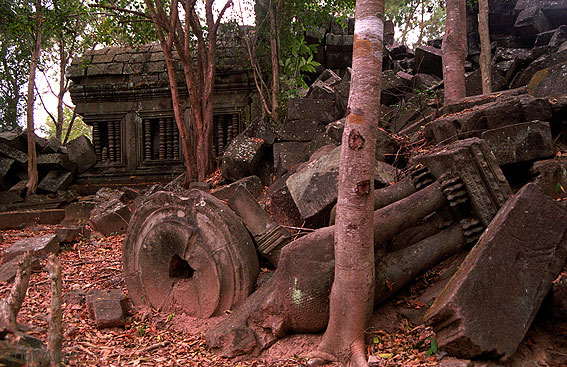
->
xmin=123 ymin=190 xmax=259 ymax=318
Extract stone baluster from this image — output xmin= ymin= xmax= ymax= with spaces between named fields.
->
xmin=173 ymin=118 xmax=180 ymax=160
xmin=232 ymin=113 xmax=239 ymax=136
xmin=159 ymin=118 xmax=166 ymax=160
xmin=93 ymin=122 xmax=101 ymax=163
xmin=144 ymin=119 xmax=151 ymax=161
xmin=108 ymin=121 xmax=116 ymax=162
xmin=115 ymin=121 xmax=121 ymax=163
xmin=227 ymin=115 xmax=233 ymax=143
xmin=166 ymin=117 xmax=173 ymax=159
xmin=217 ymin=120 xmax=224 ymax=156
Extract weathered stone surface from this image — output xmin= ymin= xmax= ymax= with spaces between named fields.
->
xmin=63 ymin=201 xmax=97 ymax=224
xmin=481 ymin=120 xmax=555 ymax=165
xmin=212 ymin=176 xmax=263 ymax=201
xmin=412 ymin=73 xmax=442 ymax=89
xmin=37 ymin=170 xmax=74 ymax=193
xmin=0 ymin=141 xmax=27 ymax=164
xmin=424 ymin=94 xmax=553 ymax=144
xmin=188 ymin=182 xmax=211 ymax=191
xmin=325 ymin=118 xmax=345 ymax=142
xmin=511 ymin=48 xmax=567 ymax=88
xmin=0 ymin=157 xmax=15 ymax=190
xmin=276 ymin=120 xmax=325 ymax=142
xmin=527 ymin=60 xmax=567 ymax=97
xmin=89 ymin=199 xmax=131 ymax=236
xmin=416 ymin=138 xmax=511 ymax=226
xmin=0 ymin=209 xmax=65 ymax=230
xmin=242 ymin=119 xmax=277 ymax=145
xmin=305 ymin=133 xmax=339 ymax=158
xmin=86 ymin=289 xmax=128 ymax=329
xmin=425 ymin=183 xmax=567 ymax=360
xmin=123 ymin=190 xmax=259 ymax=318
xmin=530 ymin=158 xmax=567 ymax=199
xmin=37 ymin=153 xmax=76 ymax=173
xmin=0 ymin=131 xmax=26 ymax=151
xmin=287 ymin=146 xmax=396 ymax=220
xmin=414 ymin=45 xmax=443 ymax=78
xmin=95 ymin=187 xmax=125 ymax=202
xmin=549 ymin=25 xmax=567 ymax=47
xmin=226 ymin=186 xmax=290 ymax=266
xmin=514 ymin=6 xmax=552 ymax=38
xmin=3 ymin=234 xmax=60 ymax=263
xmin=55 ymin=224 xmax=90 ymax=243
xmin=550 ymin=273 xmax=567 ymax=320
xmin=264 ymin=174 xmax=303 ymax=227
xmin=465 ymin=65 xmax=508 ymax=97
xmin=0 ymin=255 xmax=41 ymax=283
xmin=272 ymin=142 xmax=309 ymax=177
xmin=381 ymin=70 xmax=412 ymax=105
xmin=286 ymin=98 xmax=337 ymax=124
xmin=66 ymin=135 xmax=97 ymax=173
xmin=221 ymin=135 xmax=266 ymax=182
xmin=334 ymin=68 xmax=351 ymax=116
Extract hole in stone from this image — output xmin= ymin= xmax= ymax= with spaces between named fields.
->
xmin=169 ymin=254 xmax=194 ymax=279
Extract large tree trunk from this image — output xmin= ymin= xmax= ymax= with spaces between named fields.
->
xmin=478 ymin=0 xmax=491 ymax=94
xmin=311 ymin=1 xmax=384 ymax=366
xmin=442 ymin=0 xmax=467 ymax=105
xmin=26 ymin=0 xmax=42 ymax=195
xmin=56 ymin=37 xmax=66 ymax=142
xmin=268 ymin=0 xmax=280 ymax=123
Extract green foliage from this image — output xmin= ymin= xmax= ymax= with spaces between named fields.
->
xmin=426 ymin=336 xmax=438 ymax=356
xmin=90 ymin=0 xmax=157 ymax=47
xmin=40 ymin=105 xmax=91 ymax=142
xmin=385 ymin=0 xmax=445 ymax=47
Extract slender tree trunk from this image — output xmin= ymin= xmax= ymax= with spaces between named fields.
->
xmin=26 ymin=0 xmax=42 ymax=195
xmin=311 ymin=1 xmax=383 ymax=366
xmin=46 ymin=255 xmax=63 ymax=367
xmin=56 ymin=37 xmax=66 ymax=142
xmin=268 ymin=0 xmax=280 ymax=123
xmin=478 ymin=0 xmax=491 ymax=94
xmin=442 ymin=0 xmax=467 ymax=105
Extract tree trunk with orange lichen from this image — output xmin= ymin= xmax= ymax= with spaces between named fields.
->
xmin=442 ymin=0 xmax=467 ymax=105
xmin=309 ymin=1 xmax=383 ymax=366
xmin=478 ymin=0 xmax=491 ymax=94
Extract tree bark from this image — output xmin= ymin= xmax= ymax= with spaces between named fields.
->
xmin=46 ymin=255 xmax=63 ymax=367
xmin=442 ymin=0 xmax=467 ymax=105
xmin=26 ymin=0 xmax=42 ymax=195
xmin=0 ymin=255 xmax=33 ymax=329
xmin=478 ymin=0 xmax=491 ymax=94
xmin=268 ymin=0 xmax=280 ymax=123
xmin=311 ymin=1 xmax=383 ymax=366
xmin=144 ymin=0 xmax=230 ymax=183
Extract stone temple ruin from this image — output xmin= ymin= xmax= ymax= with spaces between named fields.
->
xmin=2 ymin=0 xmax=567 ymax=365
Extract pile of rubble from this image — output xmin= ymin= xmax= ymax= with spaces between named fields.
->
xmin=121 ymin=1 xmax=567 ymax=364
xmin=0 ymin=132 xmax=97 ymax=212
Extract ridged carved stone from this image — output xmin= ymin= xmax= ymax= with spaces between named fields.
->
xmin=123 ymin=190 xmax=259 ymax=318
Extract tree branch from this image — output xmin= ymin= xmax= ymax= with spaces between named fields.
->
xmin=88 ymin=3 xmax=150 ymax=19
xmin=0 ymin=255 xmax=33 ymax=329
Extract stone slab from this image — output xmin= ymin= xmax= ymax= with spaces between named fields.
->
xmin=37 ymin=153 xmax=76 ymax=173
xmin=0 ymin=255 xmax=41 ymax=283
xmin=276 ymin=120 xmax=325 ymax=142
xmin=481 ymin=120 xmax=555 ymax=165
xmin=416 ymin=138 xmax=512 ymax=227
xmin=63 ymin=201 xmax=97 ymax=224
xmin=0 ymin=141 xmax=27 ymax=164
xmin=286 ymin=98 xmax=337 ymax=124
xmin=3 ymin=234 xmax=60 ymax=263
xmin=89 ymin=199 xmax=131 ymax=236
xmin=425 ymin=183 xmax=567 ymax=360
xmin=37 ymin=170 xmax=74 ymax=193
xmin=0 ymin=209 xmax=65 ymax=230
xmin=86 ymin=289 xmax=128 ymax=329
xmin=212 ymin=176 xmax=264 ymax=201
xmin=221 ymin=135 xmax=266 ymax=182
xmin=66 ymin=135 xmax=97 ymax=173
xmin=273 ymin=142 xmax=309 ymax=177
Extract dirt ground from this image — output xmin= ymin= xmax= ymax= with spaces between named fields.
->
xmin=1 ymin=224 xmax=566 ymax=366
